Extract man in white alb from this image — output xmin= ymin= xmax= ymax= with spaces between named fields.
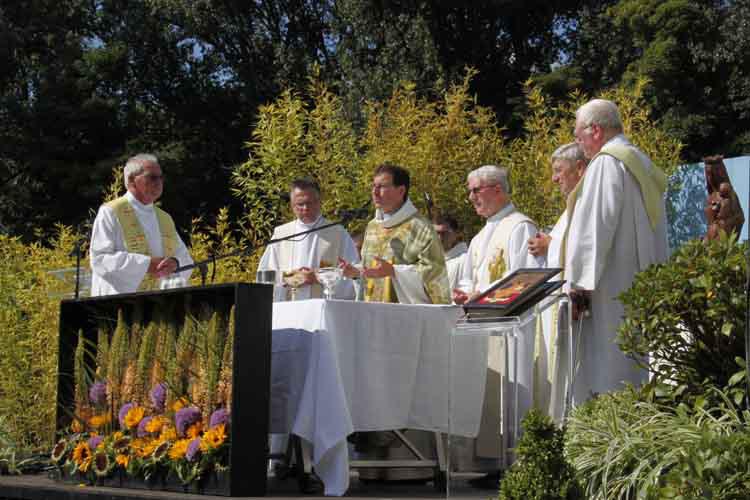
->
xmin=565 ymin=98 xmax=668 ymax=404
xmin=89 ymin=153 xmax=193 ymax=296
xmin=527 ymin=142 xmax=586 ymax=421
xmin=257 ymin=178 xmax=359 ymax=300
xmin=434 ymin=214 xmax=467 ymax=290
xmin=453 ymin=165 xmax=543 ymax=488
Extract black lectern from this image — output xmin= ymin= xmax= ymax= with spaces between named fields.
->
xmin=56 ymin=282 xmax=272 ymax=496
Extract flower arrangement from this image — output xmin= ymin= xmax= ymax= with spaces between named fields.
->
xmin=54 ymin=306 xmax=235 ymax=490
xmin=52 ymin=385 xmax=231 ymax=487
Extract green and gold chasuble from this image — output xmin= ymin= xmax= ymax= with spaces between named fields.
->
xmin=105 ymin=195 xmax=179 ymax=291
xmin=360 ymin=209 xmax=450 ymax=304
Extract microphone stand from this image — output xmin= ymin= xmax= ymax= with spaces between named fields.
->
xmin=174 ymin=218 xmax=355 ymax=286
xmin=745 ymin=158 xmax=750 ymax=408
xmin=72 ymin=237 xmax=84 ymax=300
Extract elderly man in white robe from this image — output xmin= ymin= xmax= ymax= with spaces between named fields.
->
xmin=90 ymin=154 xmax=193 ymax=296
xmin=257 ymin=178 xmax=359 ymax=300
xmin=527 ymin=143 xmax=586 ymax=421
xmin=434 ymin=214 xmax=468 ymax=290
xmin=565 ymin=98 xmax=668 ymax=405
xmin=453 ymin=164 xmax=543 ymax=488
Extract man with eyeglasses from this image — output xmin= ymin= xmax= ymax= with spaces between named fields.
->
xmin=257 ymin=177 xmax=359 ymax=300
xmin=89 ymin=153 xmax=193 ymax=296
xmin=452 ymin=164 xmax=542 ymax=489
xmin=565 ymin=98 xmax=668 ymax=404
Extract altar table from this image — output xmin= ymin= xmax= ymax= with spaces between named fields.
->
xmin=268 ymin=299 xmax=487 ymax=495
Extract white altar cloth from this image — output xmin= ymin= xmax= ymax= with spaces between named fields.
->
xmin=269 ymin=299 xmax=487 ymax=495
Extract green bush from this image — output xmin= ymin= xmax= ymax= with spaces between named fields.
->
xmin=565 ymin=387 xmax=750 ymax=500
xmin=618 ymin=232 xmax=746 ymax=400
xmin=498 ymin=409 xmax=582 ymax=500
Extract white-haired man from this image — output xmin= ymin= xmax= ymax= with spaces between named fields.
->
xmin=527 ymin=143 xmax=586 ymax=421
xmin=90 ymin=153 xmax=193 ymax=296
xmin=566 ymin=99 xmax=668 ymax=404
xmin=453 ymin=164 xmax=542 ymax=488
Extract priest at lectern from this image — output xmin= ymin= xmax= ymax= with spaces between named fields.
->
xmin=89 ymin=153 xmax=193 ymax=296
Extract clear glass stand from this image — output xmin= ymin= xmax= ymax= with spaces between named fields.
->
xmin=445 ymin=292 xmax=570 ymax=498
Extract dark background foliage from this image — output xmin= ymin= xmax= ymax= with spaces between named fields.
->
xmin=2 ymin=0 xmax=749 ymax=241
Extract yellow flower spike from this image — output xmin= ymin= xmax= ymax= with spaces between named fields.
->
xmin=71 ymin=420 xmax=84 ymax=433
xmin=172 ymin=397 xmax=190 ymax=412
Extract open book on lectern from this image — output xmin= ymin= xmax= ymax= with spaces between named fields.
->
xmin=462 ymin=267 xmax=564 ymax=319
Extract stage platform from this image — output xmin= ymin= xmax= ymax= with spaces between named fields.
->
xmin=0 ymin=473 xmax=492 ymax=500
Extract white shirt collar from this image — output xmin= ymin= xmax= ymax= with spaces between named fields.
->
xmin=486 ymin=203 xmax=515 ymax=224
xmin=296 ymin=214 xmax=323 ymax=231
xmin=125 ymin=190 xmax=154 ymax=212
xmin=375 ymin=198 xmax=418 ymax=228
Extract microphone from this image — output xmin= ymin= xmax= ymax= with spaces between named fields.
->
xmin=338 ymin=202 xmax=371 ymax=221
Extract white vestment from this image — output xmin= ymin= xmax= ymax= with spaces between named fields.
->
xmin=444 ymin=242 xmax=468 ymax=290
xmin=89 ymin=191 xmax=193 ymax=296
xmin=564 ymin=134 xmax=668 ymax=405
xmin=258 ymin=216 xmax=359 ymax=300
xmin=459 ymin=204 xmax=543 ymax=466
xmin=536 ymin=212 xmax=569 ymax=422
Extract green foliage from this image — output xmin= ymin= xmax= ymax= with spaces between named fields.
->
xmin=618 ymin=232 xmax=746 ymax=398
xmin=566 ymin=387 xmax=750 ymax=499
xmin=498 ymin=409 xmax=582 ymax=500
xmin=0 ymin=229 xmax=80 ymax=449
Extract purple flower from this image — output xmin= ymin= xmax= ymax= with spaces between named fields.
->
xmin=208 ymin=408 xmax=230 ymax=429
xmin=186 ymin=437 xmax=202 ymax=462
xmin=149 ymin=383 xmax=167 ymax=413
xmin=174 ymin=406 xmax=201 ymax=437
xmin=137 ymin=416 xmax=153 ymax=438
xmin=89 ymin=381 xmax=107 ymax=406
xmin=87 ymin=435 xmax=104 ymax=450
xmin=118 ymin=402 xmax=134 ymax=429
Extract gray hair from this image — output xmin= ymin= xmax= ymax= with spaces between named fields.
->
xmin=467 ymin=164 xmax=511 ymax=195
xmin=123 ymin=153 xmax=159 ymax=190
xmin=551 ymin=143 xmax=585 ymax=164
xmin=576 ymin=99 xmax=623 ymax=133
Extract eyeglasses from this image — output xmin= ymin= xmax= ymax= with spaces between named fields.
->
xmin=139 ymin=173 xmax=165 ymax=183
xmin=574 ymin=124 xmax=594 ymax=142
xmin=467 ymin=184 xmax=498 ymax=196
xmin=371 ymin=183 xmax=395 ymax=192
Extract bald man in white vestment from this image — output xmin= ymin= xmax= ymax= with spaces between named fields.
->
xmin=566 ymin=99 xmax=668 ymax=405
xmin=89 ymin=154 xmax=193 ymax=296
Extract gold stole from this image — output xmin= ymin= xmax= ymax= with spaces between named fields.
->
xmin=471 ymin=210 xmax=532 ymax=286
xmin=106 ymin=196 xmax=178 ymax=291
xmin=560 ymin=143 xmax=667 ymax=276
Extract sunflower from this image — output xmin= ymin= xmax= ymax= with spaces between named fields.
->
xmin=72 ymin=442 xmax=92 ymax=466
xmin=200 ymin=424 xmax=227 ymax=451
xmin=93 ymin=451 xmax=110 ymax=477
xmin=115 ymin=454 xmax=129 ymax=468
xmin=112 ymin=436 xmax=131 ymax=453
xmin=145 ymin=415 xmax=167 ymax=434
xmin=124 ymin=406 xmax=145 ymax=429
xmin=168 ymin=439 xmax=191 ymax=460
xmin=88 ymin=414 xmax=110 ymax=429
xmin=138 ymin=439 xmax=157 ymax=458
xmin=152 ymin=441 xmax=170 ymax=461
xmin=159 ymin=425 xmax=177 ymax=443
xmin=186 ymin=421 xmax=203 ymax=439
xmin=51 ymin=439 xmax=68 ymax=463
